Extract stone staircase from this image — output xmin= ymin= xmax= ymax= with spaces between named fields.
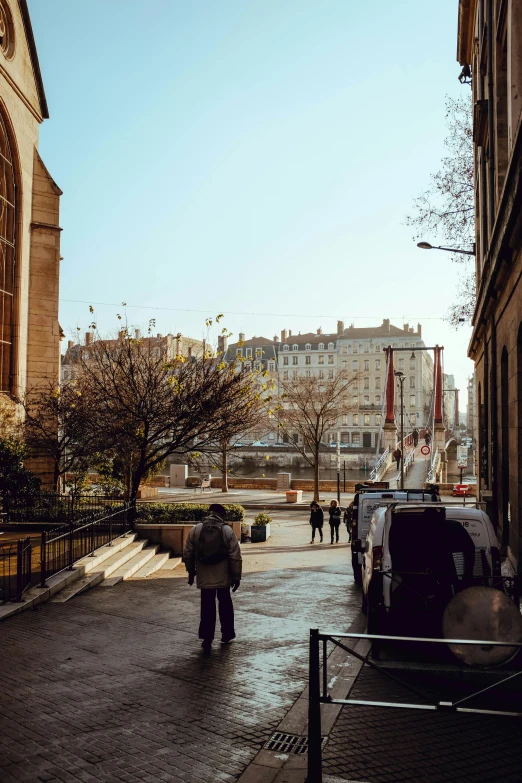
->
xmin=51 ymin=533 xmax=181 ymax=603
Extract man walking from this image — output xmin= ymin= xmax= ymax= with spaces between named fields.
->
xmin=412 ymin=428 xmax=419 ymax=448
xmin=393 ymin=447 xmax=402 ymax=471
xmin=184 ymin=503 xmax=242 ymax=653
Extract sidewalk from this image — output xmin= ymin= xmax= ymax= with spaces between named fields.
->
xmin=150 ymin=487 xmax=356 ymax=508
xmin=0 ymin=511 xmax=358 ymax=783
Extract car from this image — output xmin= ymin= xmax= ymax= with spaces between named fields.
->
xmin=350 ymin=486 xmax=440 ymax=585
xmin=361 ymin=504 xmax=502 ymax=639
xmin=251 ymin=440 xmax=269 ymax=447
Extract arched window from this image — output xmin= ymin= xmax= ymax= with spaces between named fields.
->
xmin=283 ymin=344 xmax=289 ymax=351
xmin=292 ymin=344 xmax=298 ymax=351
xmin=0 ymin=111 xmax=16 ymax=392
xmin=328 ymin=342 xmax=334 ymax=350
xmin=305 ymin=343 xmax=311 ymax=351
xmin=318 ymin=342 xmax=324 ymax=350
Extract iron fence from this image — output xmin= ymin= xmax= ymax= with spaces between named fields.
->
xmin=0 ymin=502 xmax=134 ymax=603
xmin=1 ymin=493 xmax=127 ymax=524
xmin=0 ymin=537 xmax=32 ymax=603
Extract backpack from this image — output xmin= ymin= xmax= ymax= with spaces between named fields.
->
xmin=197 ymin=517 xmax=228 ymax=565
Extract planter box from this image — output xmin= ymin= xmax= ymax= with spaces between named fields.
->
xmin=135 ymin=520 xmax=242 ymax=556
xmin=251 ymin=523 xmax=270 ymax=543
xmin=286 ymin=490 xmax=303 ymax=503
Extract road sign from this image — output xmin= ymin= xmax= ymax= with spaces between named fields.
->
xmin=421 ymin=445 xmax=430 ymax=455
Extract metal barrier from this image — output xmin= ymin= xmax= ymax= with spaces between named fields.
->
xmin=0 ymin=537 xmax=32 ymax=603
xmin=369 ymin=447 xmax=390 ymax=481
xmin=2 ymin=493 xmax=127 ymax=524
xmin=427 ymin=447 xmax=440 ymax=483
xmin=308 ymin=627 xmax=522 ymax=782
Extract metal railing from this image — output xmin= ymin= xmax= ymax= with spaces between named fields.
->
xmin=2 ymin=493 xmax=126 ymax=524
xmin=427 ymin=447 xmax=440 ymax=482
xmin=369 ymin=447 xmax=390 ymax=481
xmin=308 ymin=626 xmax=522 ymax=781
xmin=0 ymin=502 xmax=134 ymax=603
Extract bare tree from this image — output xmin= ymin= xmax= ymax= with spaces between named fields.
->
xmin=277 ymin=371 xmax=357 ymax=502
xmin=405 ymin=93 xmax=476 ymax=324
xmin=22 ymin=381 xmax=95 ymax=492
xmin=78 ymin=329 xmax=271 ymax=500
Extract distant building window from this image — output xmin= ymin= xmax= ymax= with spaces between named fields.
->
xmin=375 ymin=359 xmax=381 ymax=370
xmin=342 ymin=414 xmax=348 ymax=425
xmin=410 ymin=394 xmax=415 ymax=407
xmin=306 ymin=370 xmax=311 ymax=378
xmin=398 ymin=358 xmax=404 ymax=369
xmin=352 ymin=395 xmax=358 ymax=407
xmin=246 ymin=348 xmax=252 ymax=358
xmin=328 ymin=369 xmax=334 ymax=379
xmin=409 ymin=376 xmax=415 ymax=388
xmin=364 ymin=377 xmax=369 ymax=389
xmin=305 ymin=343 xmax=311 ymax=350
xmin=269 ymin=431 xmax=275 ymax=439
xmin=375 ymin=395 xmax=381 ymax=404
xmin=318 ymin=343 xmax=324 ymax=350
xmin=352 ymin=360 xmax=358 ymax=370
xmin=319 ymin=369 xmax=324 ymax=379
xmin=328 ymin=342 xmax=334 ymax=350
xmin=292 ymin=356 xmax=298 ymax=365
xmin=254 ymin=361 xmax=261 ymax=371
xmin=268 ymin=361 xmax=275 ymax=372
xmin=364 ymin=360 xmax=369 ymax=371
xmin=364 ymin=343 xmax=369 ymax=353
xmin=318 ymin=355 xmax=324 ymax=364
xmin=376 ymin=414 xmax=381 ymax=425
xmin=352 ymin=432 xmax=360 ymax=444
xmin=410 ymin=414 xmax=416 ymax=425
xmin=292 ymin=344 xmax=298 ymax=351
xmin=341 ymin=432 xmax=350 ymax=443
xmin=255 ymin=348 xmax=262 ymax=358
xmin=364 ymin=395 xmax=370 ymax=404
xmin=353 ymin=344 xmax=358 ymax=353
xmin=236 ymin=348 xmax=242 ymax=357
xmin=375 ymin=377 xmax=381 ymax=389
xmin=342 ymin=344 xmax=348 ymax=354
xmin=364 ymin=414 xmax=370 ymax=425
xmin=283 ymin=370 xmax=288 ymax=380
xmin=293 ymin=370 xmax=298 ymax=379
xmin=328 ymin=355 xmax=334 ymax=364
xmin=244 ymin=362 xmax=251 ymax=371
xmin=353 ymin=414 xmax=359 ymax=426
xmin=410 ymin=361 xmax=415 ymax=370
xmin=283 ymin=344 xmax=289 ymax=351
xmin=283 ymin=356 xmax=289 ymax=365
xmin=305 ymin=356 xmax=311 ymax=365
xmin=342 ymin=360 xmax=347 ymax=368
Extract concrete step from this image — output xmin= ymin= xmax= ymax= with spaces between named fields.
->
xmin=74 ymin=532 xmax=139 ymax=575
xmin=131 ymin=551 xmax=173 ymax=578
xmin=50 ymin=571 xmax=106 ymax=602
xmin=99 ymin=544 xmax=159 ymax=587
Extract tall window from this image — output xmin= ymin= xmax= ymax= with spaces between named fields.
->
xmin=375 ymin=377 xmax=381 ymax=389
xmin=352 ymin=359 xmax=358 ymax=370
xmin=328 ymin=355 xmax=334 ymax=364
xmin=364 ymin=414 xmax=370 ymax=425
xmin=0 ymin=113 xmax=15 ymax=392
xmin=305 ymin=355 xmax=311 ymax=365
xmin=364 ymin=360 xmax=369 ymax=371
xmin=375 ymin=359 xmax=381 ymax=370
xmin=410 ymin=394 xmax=415 ymax=407
xmin=364 ymin=377 xmax=369 ymax=389
xmin=318 ymin=355 xmax=324 ymax=364
xmin=283 ymin=356 xmax=289 ymax=365
xmin=292 ymin=355 xmax=298 ymax=365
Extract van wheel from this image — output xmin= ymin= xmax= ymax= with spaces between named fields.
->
xmin=352 ymin=554 xmax=362 ymax=585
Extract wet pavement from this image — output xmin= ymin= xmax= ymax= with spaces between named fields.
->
xmin=0 ymin=511 xmax=358 ymax=783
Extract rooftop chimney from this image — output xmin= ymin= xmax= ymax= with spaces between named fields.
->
xmin=337 ymin=320 xmax=344 ymax=335
xmin=317 ymin=327 xmax=323 ymax=335
xmin=239 ymin=332 xmax=245 ymax=343
xmin=417 ymin=323 xmax=422 ymax=338
xmin=289 ymin=329 xmax=292 ymax=337
xmin=273 ymin=335 xmax=278 ymax=342
xmin=157 ymin=333 xmax=163 ymax=339
xmin=135 ymin=329 xmax=141 ymax=340
xmin=382 ymin=319 xmax=390 ymax=332
xmin=403 ymin=323 xmax=409 ymax=332
xmin=217 ymin=335 xmax=228 ymax=354
xmin=281 ymin=329 xmax=287 ymax=342
xmin=85 ymin=332 xmax=93 ymax=346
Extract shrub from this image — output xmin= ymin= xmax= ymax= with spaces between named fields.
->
xmin=253 ymin=512 xmax=272 ymax=527
xmin=135 ymin=502 xmax=245 ymax=524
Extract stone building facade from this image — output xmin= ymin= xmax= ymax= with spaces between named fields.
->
xmin=458 ymin=0 xmax=522 ymax=571
xmin=0 ymin=1 xmax=62 ymax=483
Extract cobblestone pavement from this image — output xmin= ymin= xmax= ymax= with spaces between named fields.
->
xmin=0 ymin=511 xmax=358 ymax=783
xmin=322 ymin=662 xmax=522 ymax=783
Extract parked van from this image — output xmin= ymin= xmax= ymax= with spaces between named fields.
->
xmin=350 ymin=485 xmax=440 ymax=584
xmin=361 ymin=504 xmax=502 ymax=637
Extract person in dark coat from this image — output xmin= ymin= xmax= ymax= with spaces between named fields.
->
xmin=184 ymin=503 xmax=242 ymax=653
xmin=393 ymin=447 xmax=402 ymax=470
xmin=309 ymin=502 xmax=324 ymax=543
xmin=412 ymin=429 xmax=419 ymax=447
xmin=328 ymin=500 xmax=342 ymax=544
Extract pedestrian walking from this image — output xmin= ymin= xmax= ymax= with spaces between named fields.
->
xmin=309 ymin=501 xmax=324 ymax=543
xmin=412 ymin=428 xmax=419 ymax=448
xmin=183 ymin=503 xmax=242 ymax=654
xmin=393 ymin=447 xmax=402 ymax=470
xmin=425 ymin=431 xmax=431 ymax=447
xmin=328 ymin=500 xmax=341 ymax=544
xmin=344 ymin=501 xmax=353 ymax=542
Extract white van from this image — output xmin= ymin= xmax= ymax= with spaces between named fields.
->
xmin=361 ymin=504 xmax=502 ymax=636
xmin=350 ymin=487 xmax=440 ymax=584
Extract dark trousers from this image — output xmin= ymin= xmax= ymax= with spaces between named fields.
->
xmin=396 ymin=459 xmax=401 ymax=470
xmin=311 ymin=525 xmax=323 ymax=541
xmin=329 ymin=521 xmax=340 ymax=542
xmin=199 ymin=587 xmax=235 ymax=642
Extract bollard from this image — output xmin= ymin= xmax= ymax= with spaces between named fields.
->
xmin=308 ymin=628 xmax=323 ymax=782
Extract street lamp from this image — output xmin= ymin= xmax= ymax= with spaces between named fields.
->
xmin=417 ymin=241 xmax=475 ymax=257
xmin=394 ymin=371 xmax=405 ymax=490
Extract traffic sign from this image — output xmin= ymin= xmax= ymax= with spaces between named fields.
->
xmin=421 ymin=445 xmax=431 ymax=455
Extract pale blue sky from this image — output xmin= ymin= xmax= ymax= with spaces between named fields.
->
xmin=29 ymin=0 xmax=474 ymax=396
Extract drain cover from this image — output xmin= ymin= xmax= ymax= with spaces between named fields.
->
xmin=264 ymin=732 xmax=327 ymax=755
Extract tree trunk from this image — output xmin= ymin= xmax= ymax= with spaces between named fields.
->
xmin=221 ymin=444 xmax=228 ymax=492
xmin=313 ymin=455 xmax=320 ymax=502
xmin=53 ymin=460 xmax=60 ymax=494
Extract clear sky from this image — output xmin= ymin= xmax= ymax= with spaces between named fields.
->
xmin=29 ymin=0 xmax=474 ymax=403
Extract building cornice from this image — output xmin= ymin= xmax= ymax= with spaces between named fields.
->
xmin=30 ymin=221 xmax=62 ymax=231
xmin=457 ymin=0 xmax=476 ymax=65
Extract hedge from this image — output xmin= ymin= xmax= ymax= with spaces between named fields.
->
xmin=135 ymin=502 xmax=245 ymax=524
